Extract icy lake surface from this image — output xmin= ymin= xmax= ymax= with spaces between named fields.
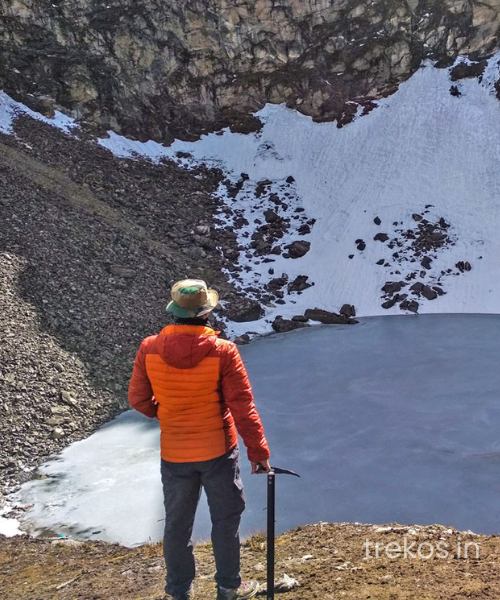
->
xmin=15 ymin=315 xmax=500 ymax=546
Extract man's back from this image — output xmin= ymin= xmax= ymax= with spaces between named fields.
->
xmin=128 ymin=323 xmax=269 ymax=465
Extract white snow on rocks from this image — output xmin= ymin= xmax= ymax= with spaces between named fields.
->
xmin=98 ymin=54 xmax=500 ymax=337
xmin=0 ymin=91 xmax=76 ymax=135
xmin=2 ymin=55 xmax=500 ymax=337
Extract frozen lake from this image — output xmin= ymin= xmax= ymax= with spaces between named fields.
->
xmin=14 ymin=314 xmax=500 ymax=546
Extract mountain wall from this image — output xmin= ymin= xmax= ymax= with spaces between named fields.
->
xmin=0 ymin=1 xmax=499 ymax=139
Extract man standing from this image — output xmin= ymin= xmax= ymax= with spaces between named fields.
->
xmin=128 ymin=279 xmax=271 ymax=600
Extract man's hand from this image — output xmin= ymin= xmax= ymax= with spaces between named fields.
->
xmin=251 ymin=459 xmax=271 ymax=474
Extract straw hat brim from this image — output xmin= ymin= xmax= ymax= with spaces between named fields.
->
xmin=166 ymin=288 xmax=219 ymax=318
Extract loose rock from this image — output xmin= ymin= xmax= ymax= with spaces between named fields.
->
xmin=340 ymin=304 xmax=356 ymax=318
xmin=288 ymin=275 xmax=313 ymax=293
xmin=284 ymin=240 xmax=311 ymax=259
xmin=456 ymin=260 xmax=472 ymax=273
xmin=226 ymin=298 xmax=264 ymax=322
xmin=272 ymin=316 xmax=309 ymax=333
xmin=304 ymin=308 xmax=357 ymax=325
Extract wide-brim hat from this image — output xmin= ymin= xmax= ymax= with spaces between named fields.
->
xmin=166 ymin=278 xmax=219 ymax=318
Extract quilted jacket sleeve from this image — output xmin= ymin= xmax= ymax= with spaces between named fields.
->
xmin=128 ymin=339 xmax=157 ymax=418
xmin=220 ymin=342 xmax=270 ymax=462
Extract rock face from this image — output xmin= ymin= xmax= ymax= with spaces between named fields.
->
xmin=1 ymin=1 xmax=499 ymax=140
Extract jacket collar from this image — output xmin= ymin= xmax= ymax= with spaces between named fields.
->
xmin=161 ymin=324 xmax=219 ymax=337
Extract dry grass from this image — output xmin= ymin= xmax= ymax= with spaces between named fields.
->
xmin=2 ymin=523 xmax=500 ymax=599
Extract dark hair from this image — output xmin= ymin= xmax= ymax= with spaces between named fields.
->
xmin=174 ymin=316 xmax=210 ymax=326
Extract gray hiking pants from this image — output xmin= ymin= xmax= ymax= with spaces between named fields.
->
xmin=161 ymin=445 xmax=245 ymax=597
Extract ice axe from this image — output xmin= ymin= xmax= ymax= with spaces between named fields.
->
xmin=256 ymin=465 xmax=300 ymax=599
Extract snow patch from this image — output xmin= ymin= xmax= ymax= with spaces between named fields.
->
xmin=0 ymin=507 xmax=23 ymax=538
xmin=480 ymin=53 xmax=500 ymax=93
xmin=0 ymin=91 xmax=77 ymax=135
xmin=97 ymin=130 xmax=169 ymax=161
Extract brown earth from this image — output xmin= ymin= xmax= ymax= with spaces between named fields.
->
xmin=2 ymin=523 xmax=500 ymax=599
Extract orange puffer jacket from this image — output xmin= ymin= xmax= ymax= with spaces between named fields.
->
xmin=128 ymin=324 xmax=270 ymax=463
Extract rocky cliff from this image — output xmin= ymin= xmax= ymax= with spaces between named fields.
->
xmin=0 ymin=0 xmax=499 ymax=141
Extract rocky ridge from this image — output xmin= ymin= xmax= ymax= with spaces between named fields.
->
xmin=0 ymin=1 xmax=499 ymax=140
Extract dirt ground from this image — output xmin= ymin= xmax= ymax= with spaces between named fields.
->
xmin=2 ymin=522 xmax=500 ymax=600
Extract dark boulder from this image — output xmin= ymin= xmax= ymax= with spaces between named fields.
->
xmin=456 ymin=260 xmax=472 ymax=273
xmin=421 ymin=285 xmax=438 ymax=300
xmin=264 ymin=209 xmax=280 ymax=224
xmin=340 ymin=304 xmax=356 ymax=318
xmin=255 ymin=179 xmax=272 ymax=197
xmin=381 ymin=281 xmax=406 ymax=295
xmin=304 ymin=308 xmax=357 ymax=324
xmin=226 ymin=298 xmax=264 ymax=322
xmin=450 ymin=60 xmax=487 ymax=81
xmin=400 ymin=299 xmax=419 ymax=313
xmin=410 ymin=281 xmax=424 ymax=295
xmin=272 ymin=316 xmax=309 ymax=333
xmin=267 ymin=275 xmax=288 ymax=291
xmin=288 ymin=275 xmax=313 ymax=293
xmin=298 ymin=223 xmax=311 ymax=235
xmin=382 ymin=296 xmax=399 ymax=309
xmin=420 ymin=256 xmax=432 ymax=270
xmin=284 ymin=240 xmax=310 ymax=258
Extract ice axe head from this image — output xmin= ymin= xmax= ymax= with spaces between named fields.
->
xmin=256 ymin=465 xmax=300 ymax=477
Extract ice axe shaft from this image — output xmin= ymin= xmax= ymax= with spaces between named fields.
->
xmin=267 ymin=472 xmax=275 ymax=600
xmin=257 ymin=465 xmax=300 ymax=600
